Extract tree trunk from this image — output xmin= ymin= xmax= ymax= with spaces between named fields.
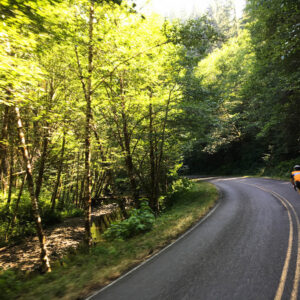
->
xmin=92 ymin=126 xmax=108 ymax=201
xmin=36 ymin=78 xmax=54 ymax=200
xmin=0 ymin=105 xmax=10 ymax=193
xmin=157 ymin=88 xmax=173 ymax=195
xmin=35 ymin=128 xmax=49 ymax=200
xmin=6 ymin=174 xmax=26 ymax=241
xmin=58 ymin=188 xmax=65 ymax=210
xmin=120 ymin=75 xmax=139 ymax=205
xmin=75 ymin=151 xmax=80 ymax=207
xmin=94 ymin=171 xmax=107 ymax=200
xmin=79 ymin=177 xmax=85 ymax=208
xmin=83 ymin=0 xmax=94 ymax=246
xmin=15 ymin=106 xmax=51 ymax=273
xmin=51 ymin=133 xmax=65 ymax=211
xmin=6 ymin=142 xmax=14 ymax=210
xmin=68 ymin=184 xmax=73 ymax=205
xmin=148 ymin=101 xmax=159 ymax=212
xmin=118 ymin=197 xmax=128 ymax=219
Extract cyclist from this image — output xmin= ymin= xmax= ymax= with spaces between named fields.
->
xmin=291 ymin=165 xmax=300 ymax=193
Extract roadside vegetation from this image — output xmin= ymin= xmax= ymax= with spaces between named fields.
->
xmin=1 ymin=181 xmax=218 ymax=300
xmin=0 ymin=0 xmax=299 ymax=297
xmin=0 ymin=0 xmax=220 ymax=265
xmin=184 ymin=0 xmax=299 ymax=176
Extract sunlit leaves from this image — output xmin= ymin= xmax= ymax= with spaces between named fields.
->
xmin=194 ymin=29 xmax=255 ymax=153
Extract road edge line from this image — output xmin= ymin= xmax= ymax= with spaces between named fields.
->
xmin=241 ymin=182 xmax=295 ymax=300
xmin=85 ymin=187 xmax=222 ymax=300
xmin=271 ymin=190 xmax=300 ymax=300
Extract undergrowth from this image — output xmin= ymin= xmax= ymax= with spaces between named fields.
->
xmin=0 ymin=181 xmax=218 ymax=300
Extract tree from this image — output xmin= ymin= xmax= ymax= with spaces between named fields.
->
xmin=184 ymin=0 xmax=300 ymax=174
xmin=15 ymin=106 xmax=51 ymax=273
xmin=245 ymin=0 xmax=300 ymax=162
xmin=0 ymin=0 xmax=56 ymax=272
xmin=206 ymin=0 xmax=239 ymax=44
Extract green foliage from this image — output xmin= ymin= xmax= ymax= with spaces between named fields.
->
xmin=0 ymin=269 xmax=22 ymax=300
xmin=0 ymin=182 xmax=217 ymax=300
xmin=194 ymin=29 xmax=255 ymax=153
xmin=0 ymin=0 xmax=297 ymax=258
xmin=0 ymin=187 xmax=84 ymax=245
xmin=244 ymin=0 xmax=300 ymax=161
xmin=103 ymin=201 xmax=155 ymax=240
xmin=184 ymin=0 xmax=299 ymax=175
xmin=1 ymin=0 xmax=198 ymax=248
xmin=41 ymin=206 xmax=62 ymax=227
xmin=61 ymin=208 xmax=84 ymax=218
xmin=262 ymin=158 xmax=300 ymax=179
xmin=166 ymin=15 xmax=220 ymax=71
xmin=160 ymin=178 xmax=194 ymax=210
xmin=0 ymin=191 xmax=36 ymax=245
xmin=206 ymin=0 xmax=239 ymax=43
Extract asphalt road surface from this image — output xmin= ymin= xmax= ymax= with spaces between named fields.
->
xmin=87 ymin=177 xmax=300 ymax=300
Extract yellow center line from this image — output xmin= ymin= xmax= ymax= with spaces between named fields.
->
xmin=241 ymin=182 xmax=296 ymax=300
xmin=273 ymin=203 xmax=293 ymax=300
xmin=270 ymin=190 xmax=300 ymax=300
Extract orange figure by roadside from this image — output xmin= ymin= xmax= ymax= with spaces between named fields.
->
xmin=291 ymin=165 xmax=300 ymax=194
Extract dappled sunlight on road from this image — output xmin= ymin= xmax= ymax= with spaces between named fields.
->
xmin=187 ymin=176 xmax=250 ymax=182
xmin=212 ymin=177 xmax=243 ymax=182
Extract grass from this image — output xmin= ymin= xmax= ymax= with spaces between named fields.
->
xmin=242 ymin=174 xmax=289 ymax=181
xmin=1 ymin=181 xmax=218 ymax=300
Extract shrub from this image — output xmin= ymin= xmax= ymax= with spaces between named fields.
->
xmin=0 ymin=269 xmax=21 ymax=300
xmin=62 ymin=208 xmax=84 ymax=218
xmin=160 ymin=178 xmax=193 ymax=210
xmin=103 ymin=201 xmax=155 ymax=241
xmin=41 ymin=207 xmax=62 ymax=227
xmin=263 ymin=158 xmax=300 ymax=178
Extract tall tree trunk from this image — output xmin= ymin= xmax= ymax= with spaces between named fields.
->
xmin=6 ymin=141 xmax=14 ymax=210
xmin=92 ymin=126 xmax=107 ymax=200
xmin=15 ymin=106 xmax=51 ymax=273
xmin=51 ymin=133 xmax=65 ymax=211
xmin=6 ymin=174 xmax=26 ymax=241
xmin=120 ymin=75 xmax=139 ymax=205
xmin=79 ymin=177 xmax=85 ymax=208
xmin=83 ymin=0 xmax=94 ymax=246
xmin=157 ymin=87 xmax=173 ymax=194
xmin=58 ymin=187 xmax=66 ymax=210
xmin=37 ymin=78 xmax=54 ymax=200
xmin=35 ymin=128 xmax=49 ymax=200
xmin=75 ymin=151 xmax=80 ymax=207
xmin=149 ymin=101 xmax=158 ymax=212
xmin=0 ymin=105 xmax=10 ymax=193
xmin=68 ymin=184 xmax=73 ymax=206
xmin=74 ymin=0 xmax=96 ymax=245
xmin=94 ymin=171 xmax=106 ymax=200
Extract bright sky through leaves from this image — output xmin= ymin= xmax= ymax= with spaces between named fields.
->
xmin=132 ymin=0 xmax=246 ymax=19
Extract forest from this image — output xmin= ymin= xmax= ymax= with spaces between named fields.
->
xmin=0 ymin=0 xmax=299 ymax=295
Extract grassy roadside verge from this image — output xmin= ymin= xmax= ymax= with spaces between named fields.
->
xmin=242 ymin=175 xmax=290 ymax=181
xmin=1 ymin=180 xmax=218 ymax=300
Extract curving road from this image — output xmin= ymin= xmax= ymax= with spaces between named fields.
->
xmin=87 ymin=177 xmax=300 ymax=300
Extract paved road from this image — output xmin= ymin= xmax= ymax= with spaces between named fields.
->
xmin=87 ymin=177 xmax=300 ymax=300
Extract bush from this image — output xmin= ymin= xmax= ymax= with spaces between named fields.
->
xmin=62 ymin=208 xmax=84 ymax=218
xmin=263 ymin=158 xmax=300 ymax=178
xmin=103 ymin=201 xmax=155 ymax=241
xmin=1 ymin=193 xmax=37 ymax=243
xmin=41 ymin=207 xmax=62 ymax=227
xmin=160 ymin=178 xmax=193 ymax=210
xmin=0 ymin=269 xmax=22 ymax=300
